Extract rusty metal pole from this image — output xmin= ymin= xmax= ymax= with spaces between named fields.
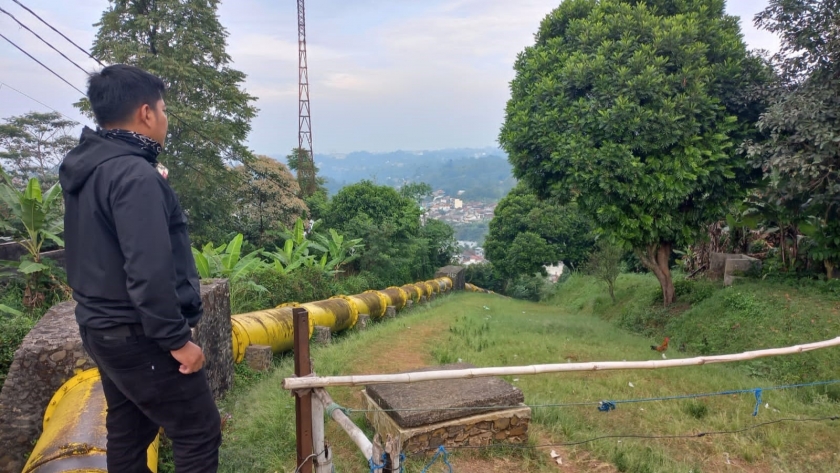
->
xmin=293 ymin=307 xmax=314 ymax=473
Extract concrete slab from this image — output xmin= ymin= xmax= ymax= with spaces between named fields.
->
xmin=363 ymin=390 xmax=529 ymax=454
xmin=364 ymin=363 xmax=524 ymax=428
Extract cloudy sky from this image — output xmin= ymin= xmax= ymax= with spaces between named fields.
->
xmin=1 ymin=0 xmax=779 ymax=155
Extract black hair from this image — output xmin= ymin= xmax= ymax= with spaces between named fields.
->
xmin=87 ymin=64 xmax=166 ymax=127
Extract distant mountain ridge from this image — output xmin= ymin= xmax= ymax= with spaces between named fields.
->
xmin=269 ymin=147 xmax=515 ymax=200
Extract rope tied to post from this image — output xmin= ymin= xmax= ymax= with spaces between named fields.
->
xmin=325 ymin=402 xmax=351 ymax=418
xmin=368 ymin=453 xmax=387 ymax=472
xmin=421 ymin=445 xmax=453 ymax=473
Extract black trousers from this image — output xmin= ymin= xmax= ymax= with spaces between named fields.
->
xmin=80 ymin=325 xmax=222 ymax=473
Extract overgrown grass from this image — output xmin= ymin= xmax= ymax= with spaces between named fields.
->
xmin=547 ymin=273 xmax=840 ymax=388
xmin=219 ymin=291 xmax=840 ymax=472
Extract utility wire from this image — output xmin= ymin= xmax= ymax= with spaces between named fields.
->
xmin=0 ymin=80 xmax=76 ymax=120
xmin=0 ymin=6 xmax=88 ymax=75
xmin=11 ymin=0 xmax=102 ymax=66
xmin=0 ymin=32 xmax=85 ymax=96
xmin=10 ymin=0 xmax=297 ymax=192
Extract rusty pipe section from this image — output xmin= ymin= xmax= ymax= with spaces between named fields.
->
xmin=23 ymin=368 xmax=159 ymax=473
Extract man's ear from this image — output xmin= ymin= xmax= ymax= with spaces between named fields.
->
xmin=138 ymin=103 xmax=153 ymax=128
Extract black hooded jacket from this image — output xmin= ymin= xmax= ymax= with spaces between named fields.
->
xmin=60 ymin=127 xmax=202 ymax=351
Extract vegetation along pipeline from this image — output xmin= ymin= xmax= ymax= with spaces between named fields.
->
xmin=26 ymin=277 xmax=458 ymax=471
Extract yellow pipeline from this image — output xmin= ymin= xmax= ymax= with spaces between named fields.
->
xmin=377 ymin=287 xmax=408 ymax=310
xmin=301 ymin=298 xmax=359 ymax=333
xmin=23 ymin=368 xmax=158 ymax=473
xmin=400 ymin=283 xmax=423 ymax=302
xmin=231 ymin=306 xmax=315 ymax=362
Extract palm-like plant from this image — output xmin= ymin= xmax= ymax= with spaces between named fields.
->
xmin=309 ymin=228 xmax=364 ymax=273
xmin=0 ymin=170 xmax=66 ymax=308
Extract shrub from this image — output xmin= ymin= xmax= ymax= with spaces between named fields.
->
xmin=230 ymin=266 xmax=335 ymax=313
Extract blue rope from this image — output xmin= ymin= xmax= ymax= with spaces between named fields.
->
xmin=596 ymin=379 xmax=839 ymax=416
xmin=421 ymin=445 xmax=453 ymax=473
xmin=369 ymin=453 xmax=387 ymax=473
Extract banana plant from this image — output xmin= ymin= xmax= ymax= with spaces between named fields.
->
xmin=0 ymin=171 xmax=66 ymax=308
xmin=309 ymin=228 xmax=364 ymax=273
xmin=191 ymin=233 xmax=266 ymax=280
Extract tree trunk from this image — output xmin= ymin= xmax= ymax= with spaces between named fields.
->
xmin=636 ymin=242 xmax=675 ymax=306
xmin=608 ymin=283 xmax=616 ymax=304
xmin=826 ymin=260 xmax=836 ymax=280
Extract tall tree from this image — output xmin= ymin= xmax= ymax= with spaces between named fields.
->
xmin=749 ymin=0 xmax=840 ymax=276
xmin=83 ymin=0 xmax=257 ymax=244
xmin=485 ymin=184 xmax=594 ymax=281
xmin=0 ymin=112 xmax=77 ymax=189
xmin=234 ymin=155 xmax=308 ymax=246
xmin=499 ymin=0 xmax=766 ymax=305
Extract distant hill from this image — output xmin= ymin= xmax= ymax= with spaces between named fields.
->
xmin=270 ymin=147 xmax=516 ymax=200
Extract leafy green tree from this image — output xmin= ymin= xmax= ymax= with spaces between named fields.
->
xmin=399 ymin=182 xmax=433 ymax=204
xmin=324 ymin=181 xmax=428 ymax=284
xmin=419 ymin=218 xmax=457 ymax=272
xmin=500 ymin=0 xmax=766 ymax=305
xmin=310 ymin=228 xmax=364 ymax=274
xmin=84 ymin=0 xmax=257 ymax=244
xmin=584 ymin=241 xmax=625 ymax=303
xmin=749 ymin=0 xmax=840 ymax=276
xmin=485 ymin=184 xmax=594 ymax=281
xmin=235 ymin=155 xmax=308 ymax=246
xmin=0 ymin=112 xmax=77 ymax=189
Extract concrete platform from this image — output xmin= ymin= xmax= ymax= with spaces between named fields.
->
xmin=364 ymin=363 xmax=524 ymax=428
xmin=363 ymin=390 xmax=530 ymax=454
xmin=363 ymin=363 xmax=529 ymax=454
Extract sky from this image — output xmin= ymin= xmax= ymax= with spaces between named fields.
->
xmin=0 ymin=0 xmax=780 ymax=155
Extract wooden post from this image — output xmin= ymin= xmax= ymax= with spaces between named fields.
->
xmin=384 ymin=434 xmax=401 ymax=473
xmin=311 ymin=396 xmax=332 ymax=473
xmin=293 ymin=307 xmax=314 ymax=473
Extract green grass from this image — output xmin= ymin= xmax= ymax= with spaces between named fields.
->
xmin=217 ymin=290 xmax=840 ymax=472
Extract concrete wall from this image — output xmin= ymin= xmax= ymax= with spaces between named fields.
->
xmin=0 ymin=279 xmax=232 ymax=472
xmin=435 ymin=266 xmax=465 ymax=291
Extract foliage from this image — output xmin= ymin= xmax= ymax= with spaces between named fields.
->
xmin=230 ymin=266 xmax=335 ymax=314
xmin=84 ymin=0 xmax=257 ymax=245
xmin=309 ymin=228 xmax=364 ymax=273
xmin=234 ymin=156 xmax=308 ymax=246
xmin=0 ymin=112 xmax=77 ymax=189
xmin=584 ymin=241 xmax=625 ymax=303
xmin=748 ymin=0 xmax=840 ymax=276
xmin=507 ymin=274 xmax=551 ymax=302
xmin=285 ymin=147 xmax=326 ymax=199
xmin=0 ymin=172 xmax=68 ymax=307
xmin=322 ymin=181 xmax=453 ymax=285
xmin=485 ymin=184 xmax=595 ymax=281
xmin=451 ymin=221 xmax=488 ymax=243
xmin=499 ymin=0 xmax=768 ymax=305
xmin=398 ymin=182 xmax=433 ymax=204
xmin=191 ymin=233 xmax=265 ymax=281
xmin=463 ymin=262 xmax=505 ymax=293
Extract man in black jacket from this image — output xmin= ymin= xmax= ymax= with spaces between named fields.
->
xmin=60 ymin=64 xmax=221 ymax=473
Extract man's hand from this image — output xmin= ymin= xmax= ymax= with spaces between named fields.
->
xmin=170 ymin=341 xmax=205 ymax=374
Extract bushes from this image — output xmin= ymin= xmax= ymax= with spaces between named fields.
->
xmin=231 ymin=267 xmax=335 ymax=313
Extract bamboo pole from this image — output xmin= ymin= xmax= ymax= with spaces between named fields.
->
xmin=284 ymin=336 xmax=840 ymax=390
xmin=311 ymin=396 xmax=332 ymax=473
xmin=313 ymin=388 xmax=373 ymax=460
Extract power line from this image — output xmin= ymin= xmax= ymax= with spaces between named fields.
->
xmin=0 ymin=32 xmax=85 ymax=96
xmin=4 ymin=9 xmax=294 ymax=196
xmin=0 ymin=80 xmax=76 ymax=121
xmin=11 ymin=0 xmax=104 ymax=67
xmin=0 ymin=6 xmax=88 ymax=75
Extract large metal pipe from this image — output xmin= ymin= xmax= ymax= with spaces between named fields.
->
xmin=23 ymin=368 xmax=159 ymax=473
xmin=400 ymin=283 xmax=423 ymax=303
xmin=377 ymin=287 xmax=408 ymax=310
xmin=300 ymin=298 xmax=359 ymax=333
xmin=231 ymin=306 xmax=314 ymax=362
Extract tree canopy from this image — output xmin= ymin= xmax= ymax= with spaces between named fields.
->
xmin=0 ymin=112 xmax=77 ymax=189
xmin=499 ymin=0 xmax=766 ymax=304
xmin=84 ymin=0 xmax=257 ymax=244
xmin=485 ymin=184 xmax=594 ymax=281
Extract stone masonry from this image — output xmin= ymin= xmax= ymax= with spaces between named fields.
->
xmin=435 ymin=265 xmax=466 ymax=291
xmin=0 ymin=279 xmax=233 ymax=472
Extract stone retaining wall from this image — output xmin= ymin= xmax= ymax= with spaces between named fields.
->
xmin=0 ymin=279 xmax=232 ymax=472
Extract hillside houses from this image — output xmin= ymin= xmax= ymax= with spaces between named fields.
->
xmin=424 ymin=192 xmax=496 ymax=225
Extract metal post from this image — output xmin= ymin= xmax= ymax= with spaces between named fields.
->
xmin=311 ymin=396 xmax=332 ymax=473
xmin=293 ymin=308 xmax=314 ymax=473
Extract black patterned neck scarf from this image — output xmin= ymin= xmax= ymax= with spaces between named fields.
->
xmin=100 ymin=128 xmax=169 ymax=179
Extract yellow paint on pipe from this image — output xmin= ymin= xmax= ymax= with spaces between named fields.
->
xmin=23 ymin=368 xmax=159 ymax=473
xmin=399 ymin=283 xmax=423 ymax=303
xmin=378 ymin=287 xmax=408 ymax=310
xmin=230 ymin=306 xmax=314 ymax=362
xmin=302 ymin=298 xmax=358 ymax=332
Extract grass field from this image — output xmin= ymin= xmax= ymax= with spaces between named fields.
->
xmin=215 ymin=285 xmax=840 ymax=473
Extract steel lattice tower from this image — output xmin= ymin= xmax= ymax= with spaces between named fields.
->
xmin=297 ymin=0 xmax=316 ymax=197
